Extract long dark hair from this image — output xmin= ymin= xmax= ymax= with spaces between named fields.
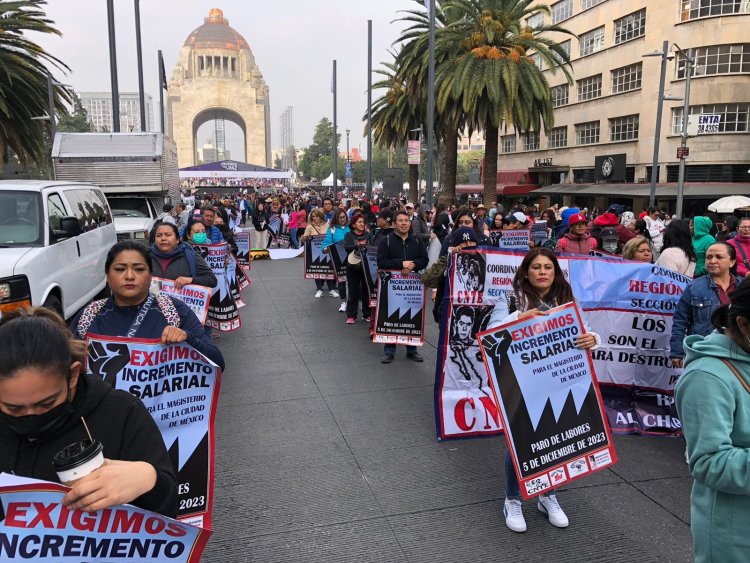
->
xmin=330 ymin=208 xmax=348 ymax=230
xmin=662 ymin=219 xmax=697 ymax=262
xmin=0 ymin=313 xmax=72 ymax=379
xmin=513 ymin=248 xmax=573 ymax=311
xmin=712 ymin=277 xmax=750 ymax=333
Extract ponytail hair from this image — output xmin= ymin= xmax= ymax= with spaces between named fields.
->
xmin=711 ymin=277 xmax=750 ymax=333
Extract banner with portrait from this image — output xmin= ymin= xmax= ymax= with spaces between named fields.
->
xmin=85 ymin=336 xmax=221 ymax=529
xmin=151 ymin=277 xmax=211 ymax=326
xmin=434 ymin=248 xmax=686 ymax=440
xmin=303 ymin=235 xmax=334 ymax=280
xmin=477 ymin=303 xmax=617 ymax=499
xmin=0 ymin=475 xmax=211 ymax=562
xmin=194 ymin=242 xmax=241 ymax=332
xmin=373 ymin=271 xmax=426 ymax=347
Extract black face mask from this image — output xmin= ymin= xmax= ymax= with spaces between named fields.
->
xmin=1 ymin=391 xmax=74 ymax=440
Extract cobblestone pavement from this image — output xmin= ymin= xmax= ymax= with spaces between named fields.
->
xmin=202 ymin=258 xmax=694 ymax=562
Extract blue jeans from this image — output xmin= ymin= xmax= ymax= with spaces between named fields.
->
xmin=315 ymin=279 xmax=334 ymax=291
xmin=290 ymin=228 xmax=299 ymax=249
xmin=383 ymin=344 xmax=416 ymax=358
xmin=505 ymin=451 xmax=554 ymax=500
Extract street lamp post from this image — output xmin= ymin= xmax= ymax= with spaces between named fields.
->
xmin=346 ymin=128 xmax=351 ymax=185
xmin=644 ymin=41 xmax=669 ymax=209
xmin=673 ymin=44 xmax=694 ymax=220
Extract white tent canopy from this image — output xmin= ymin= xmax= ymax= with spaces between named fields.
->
xmin=708 ymin=195 xmax=750 ymax=213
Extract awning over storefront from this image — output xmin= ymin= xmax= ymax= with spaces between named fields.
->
xmin=179 ymin=159 xmax=292 ymax=179
xmin=532 ymin=183 xmax=750 ymax=198
xmin=456 ymin=183 xmax=540 ymax=195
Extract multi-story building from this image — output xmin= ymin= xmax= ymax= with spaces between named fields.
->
xmin=458 ymin=128 xmax=486 ymax=153
xmin=497 ymin=0 xmax=750 ymax=215
xmin=279 ymin=106 xmax=294 ymax=170
xmin=79 ymin=92 xmax=155 ymax=133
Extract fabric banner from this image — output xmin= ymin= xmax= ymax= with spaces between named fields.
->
xmin=234 ymin=230 xmax=251 ymax=270
xmin=362 ymin=245 xmax=379 ymax=307
xmin=373 ymin=271 xmax=426 ymax=347
xmin=0 ymin=475 xmax=210 ymax=562
xmin=194 ymin=243 xmax=241 ymax=332
xmin=531 ymin=222 xmax=549 ymax=246
xmin=434 ymin=249 xmax=686 ymax=440
xmin=328 ymin=242 xmax=348 ymax=283
xmin=407 ymin=139 xmax=421 ymax=165
xmin=498 ymin=229 xmax=530 ymax=250
xmin=151 ymin=277 xmax=211 ymax=326
xmin=85 ymin=336 xmax=221 ymax=529
xmin=304 ymin=235 xmax=334 ymax=280
xmin=477 ymin=303 xmax=617 ymax=499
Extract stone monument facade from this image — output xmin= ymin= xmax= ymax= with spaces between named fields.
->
xmin=168 ymin=8 xmax=271 ymax=167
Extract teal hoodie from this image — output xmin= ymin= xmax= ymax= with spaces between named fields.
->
xmin=675 ymin=331 xmax=750 ymax=562
xmin=692 ymin=216 xmax=715 ymax=277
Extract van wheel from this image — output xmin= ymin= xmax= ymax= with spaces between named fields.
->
xmin=43 ymin=295 xmax=63 ymax=317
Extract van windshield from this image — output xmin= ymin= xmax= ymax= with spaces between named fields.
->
xmin=0 ymin=191 xmax=43 ymax=246
xmin=109 ymin=197 xmax=150 ymax=218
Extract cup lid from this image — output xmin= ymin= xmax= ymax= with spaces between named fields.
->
xmin=52 ymin=439 xmax=103 ymax=470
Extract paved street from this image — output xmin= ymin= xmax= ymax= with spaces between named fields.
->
xmin=203 ymin=257 xmax=694 ymax=563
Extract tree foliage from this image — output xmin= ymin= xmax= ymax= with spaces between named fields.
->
xmin=57 ymin=91 xmax=90 ymax=132
xmin=298 ymin=117 xmax=341 ymax=181
xmin=0 ymin=0 xmax=71 ymax=172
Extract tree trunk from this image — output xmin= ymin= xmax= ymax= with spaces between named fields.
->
xmin=409 ymin=163 xmax=419 ymax=203
xmin=483 ymin=123 xmax=499 ymax=208
xmin=441 ymin=128 xmax=458 ymax=206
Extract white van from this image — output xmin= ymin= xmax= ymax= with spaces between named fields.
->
xmin=0 ymin=181 xmax=117 ymax=319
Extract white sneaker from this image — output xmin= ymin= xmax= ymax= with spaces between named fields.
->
xmin=329 ymin=289 xmax=340 ymax=298
xmin=537 ymin=493 xmax=569 ymax=528
xmin=338 ymin=302 xmax=347 ymax=312
xmin=314 ymin=290 xmax=323 ymax=299
xmin=503 ymin=498 xmax=526 ymax=533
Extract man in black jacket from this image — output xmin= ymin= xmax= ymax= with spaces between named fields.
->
xmin=377 ymin=211 xmax=429 ymax=363
xmin=405 ymin=202 xmax=431 ymax=246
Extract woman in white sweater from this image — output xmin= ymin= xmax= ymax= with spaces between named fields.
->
xmin=655 ymin=219 xmax=696 ymax=277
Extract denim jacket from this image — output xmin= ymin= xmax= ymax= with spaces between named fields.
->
xmin=670 ymin=275 xmax=742 ymax=359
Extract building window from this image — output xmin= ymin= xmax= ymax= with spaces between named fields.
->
xmin=502 ymin=135 xmax=517 ymax=153
xmin=552 ymin=40 xmax=572 ymax=65
xmin=582 ymin=0 xmax=607 ymax=9
xmin=522 ymin=131 xmax=540 ymax=150
xmin=548 ymin=126 xmax=568 ymax=148
xmin=574 ymin=168 xmax=596 ymax=183
xmin=575 ymin=121 xmax=600 ymax=145
xmin=609 ymin=114 xmax=639 ymax=141
xmin=580 ymin=26 xmax=605 ymax=57
xmin=680 ymin=0 xmax=750 ymax=21
xmin=552 ymin=0 xmax=573 ymax=23
xmin=551 ymin=84 xmax=569 ymax=107
xmin=677 ymin=44 xmax=750 ymax=78
xmin=671 ymin=103 xmax=750 ymax=134
xmin=577 ymin=74 xmax=602 ymax=101
xmin=666 ymin=164 xmax=750 ymax=182
xmin=531 ymin=52 xmax=543 ymax=70
xmin=614 ymin=9 xmax=646 ymax=45
xmin=611 ymin=62 xmax=642 ymax=93
xmin=527 ymin=13 xmax=544 ymax=28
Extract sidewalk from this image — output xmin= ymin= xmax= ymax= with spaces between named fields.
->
xmin=202 ymin=257 xmax=694 ymax=562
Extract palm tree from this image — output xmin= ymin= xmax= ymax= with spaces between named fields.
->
xmin=394 ymin=0 xmax=467 ymax=206
xmin=0 ymin=1 xmax=71 ymax=175
xmin=366 ymin=58 xmax=422 ymax=203
xmin=436 ymin=0 xmax=574 ymax=206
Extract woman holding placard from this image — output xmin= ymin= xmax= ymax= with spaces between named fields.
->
xmin=300 ymin=209 xmax=335 ymax=298
xmin=0 ymin=307 xmax=178 ymax=516
xmin=488 ymin=248 xmax=600 ymax=533
xmin=151 ymin=222 xmax=217 ymax=290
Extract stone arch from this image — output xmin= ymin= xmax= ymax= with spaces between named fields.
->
xmin=192 ymin=107 xmax=247 ymax=163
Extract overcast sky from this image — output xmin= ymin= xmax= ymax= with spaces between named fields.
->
xmin=34 ymin=0 xmax=415 ymax=160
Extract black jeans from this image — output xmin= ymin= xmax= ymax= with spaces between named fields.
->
xmin=345 ymin=265 xmax=370 ymax=319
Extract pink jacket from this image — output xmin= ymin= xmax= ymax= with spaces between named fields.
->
xmin=728 ymin=235 xmax=750 ymax=276
xmin=288 ymin=211 xmax=299 ymax=230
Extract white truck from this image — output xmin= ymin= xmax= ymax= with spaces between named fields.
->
xmin=52 ymin=132 xmax=180 ymax=242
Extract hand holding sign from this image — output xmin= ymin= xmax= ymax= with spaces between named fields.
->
xmin=161 ymin=325 xmax=188 ymax=345
xmin=62 ymin=459 xmax=157 ymax=512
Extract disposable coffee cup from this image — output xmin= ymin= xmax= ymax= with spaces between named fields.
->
xmin=53 ymin=439 xmax=104 ymax=486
